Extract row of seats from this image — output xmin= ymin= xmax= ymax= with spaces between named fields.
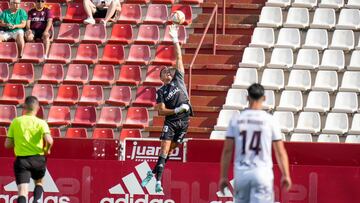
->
xmin=0 ymin=63 xmax=163 ymax=87
xmin=266 ymin=0 xmax=360 ymax=9
xmin=0 ymin=0 xmax=202 ymax=5
xmin=0 ymin=105 xmax=149 ymax=128
xmin=259 ymin=7 xmax=360 ymax=30
xmin=0 ymin=83 xmax=157 ymax=107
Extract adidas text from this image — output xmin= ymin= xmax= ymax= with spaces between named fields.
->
xmin=0 ymin=195 xmax=70 ymax=203
xmin=100 ymin=194 xmax=175 ymax=203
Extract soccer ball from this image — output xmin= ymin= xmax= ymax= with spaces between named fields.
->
xmin=171 ymin=10 xmax=186 ymax=25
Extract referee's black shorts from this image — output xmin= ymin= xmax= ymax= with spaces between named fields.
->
xmin=14 ymin=155 xmax=47 ymax=185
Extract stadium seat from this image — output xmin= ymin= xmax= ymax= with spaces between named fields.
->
xmin=135 ymin=25 xmax=160 ymax=45
xmin=346 ymin=0 xmax=360 ymax=8
xmin=65 ymin=128 xmax=88 ymax=138
xmin=97 ymin=107 xmax=122 ymax=128
xmin=266 ymin=0 xmax=291 ymax=7
xmin=32 ymin=84 xmax=54 ymax=105
xmin=20 ymin=2 xmax=34 ymax=12
xmin=319 ymin=0 xmax=344 ymax=9
xmin=53 ymin=85 xmax=79 ymax=106
xmin=82 ymin=24 xmax=107 ymax=44
xmin=263 ymin=90 xmax=276 ymax=110
xmin=63 ymin=3 xmax=87 ymax=23
xmin=93 ymin=128 xmax=114 ymax=139
xmin=347 ymin=50 xmax=360 ymax=70
xmin=283 ymin=8 xmax=309 ymax=28
xmin=120 ymin=129 xmax=142 ymax=141
xmin=50 ymin=128 xmax=61 ymax=138
xmin=105 ymin=86 xmax=132 ymax=107
xmin=312 ymin=71 xmax=338 ymax=92
xmin=163 ymin=25 xmax=186 ymax=45
xmin=99 ymin=44 xmax=125 ymax=65
xmin=47 ymin=106 xmax=71 ymax=126
xmin=277 ymin=90 xmax=303 ymax=112
xmin=286 ymin=70 xmax=311 ymax=91
xmin=0 ymin=105 xmax=16 ymax=126
xmin=116 ymin=65 xmax=141 ymax=86
xmin=249 ymin=28 xmax=275 ymax=48
xmin=123 ymin=107 xmax=149 ymax=129
xmin=319 ymin=50 xmax=345 ymax=71
xmin=293 ymin=49 xmax=319 ymax=70
xmin=55 ymin=23 xmax=81 ymax=44
xmin=310 ymin=8 xmax=336 ymax=29
xmin=290 ymin=133 xmax=313 ymax=142
xmin=180 ymin=0 xmax=203 ymax=4
xmin=20 ymin=43 xmax=44 ymax=63
xmin=223 ymin=89 xmax=248 ymax=110
xmin=214 ymin=110 xmax=241 ymax=131
xmin=302 ymin=29 xmax=328 ymax=50
xmin=9 ymin=63 xmax=34 ymax=84
xmin=142 ymin=66 xmax=163 ymax=86
xmin=339 ymin=71 xmax=360 ymax=92
xmin=232 ymin=68 xmax=258 ymax=89
xmin=78 ymin=85 xmax=104 ymax=106
xmin=171 ymin=5 xmax=192 ymax=25
xmin=126 ymin=45 xmax=151 ymax=65
xmin=47 ymin=3 xmax=62 ymax=22
xmin=329 ymin=30 xmax=354 ymax=50
xmin=0 ymin=2 xmax=9 ymax=11
xmin=292 ymin=0 xmax=317 ymax=7
xmin=63 ymin=64 xmax=89 ymax=85
xmin=152 ymin=45 xmax=176 ymax=66
xmin=0 ymin=42 xmax=18 ymax=62
xmin=304 ymin=91 xmax=330 ymax=112
xmin=267 ymin=48 xmax=293 ymax=69
xmin=132 ymin=86 xmax=157 ymax=107
xmin=108 ymin=24 xmax=133 ymax=44
xmin=38 ymin=64 xmax=64 ymax=85
xmin=318 ymin=134 xmax=340 ymax=143
xmin=118 ymin=4 xmax=142 ymax=24
xmin=336 ymin=9 xmax=360 ymax=29
xmin=275 ymin=28 xmax=301 ymax=49
xmin=0 ymin=84 xmax=25 ymax=105
xmin=332 ymin=92 xmax=358 ymax=113
xmin=295 ymin=112 xmax=321 ymax=133
xmin=46 ymin=43 xmax=71 ymax=64
xmin=73 ymin=44 xmax=98 ymax=64
xmin=345 ymin=135 xmax=360 ymax=143
xmin=143 ymin=4 xmax=168 ymax=24
xmin=0 ymin=63 xmax=9 ymax=83
xmin=349 ymin=114 xmax=360 ymax=134
xmin=261 ymin=69 xmax=284 ymax=90
xmin=89 ymin=65 xmax=115 ymax=86
xmin=72 ymin=106 xmax=97 ymax=128
xmin=238 ymin=47 xmax=265 ymax=68
xmin=322 ymin=113 xmax=348 ymax=134
xmin=209 ymin=131 xmax=227 ymax=140
xmin=273 ymin=111 xmax=294 ymax=133
xmin=257 ymin=7 xmax=282 ymax=28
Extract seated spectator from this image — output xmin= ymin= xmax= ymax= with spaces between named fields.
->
xmin=0 ymin=0 xmax=27 ymax=57
xmin=25 ymin=0 xmax=53 ymax=58
xmin=82 ymin=0 xmax=121 ymax=25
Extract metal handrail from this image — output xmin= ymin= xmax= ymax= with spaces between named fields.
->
xmin=223 ymin=0 xmax=226 ymax=35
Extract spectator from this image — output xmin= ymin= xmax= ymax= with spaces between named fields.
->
xmin=82 ymin=0 xmax=121 ymax=25
xmin=0 ymin=0 xmax=27 ymax=57
xmin=25 ymin=0 xmax=53 ymax=58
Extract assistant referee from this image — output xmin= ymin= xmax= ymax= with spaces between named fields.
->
xmin=4 ymin=96 xmax=53 ymax=203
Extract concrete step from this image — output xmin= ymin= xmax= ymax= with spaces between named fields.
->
xmin=146 ymin=126 xmax=213 ymax=139
xmin=201 ymin=2 xmax=263 ymax=14
xmin=152 ymin=116 xmax=217 ymax=128
xmin=183 ymin=54 xmax=242 ymax=64
xmin=193 ymin=13 xmax=259 ymax=25
xmin=184 ymin=44 xmax=246 ymax=55
xmin=187 ymin=34 xmax=251 ymax=45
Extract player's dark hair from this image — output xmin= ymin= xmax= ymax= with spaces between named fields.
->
xmin=24 ymin=96 xmax=39 ymax=111
xmin=247 ymin=83 xmax=265 ymax=100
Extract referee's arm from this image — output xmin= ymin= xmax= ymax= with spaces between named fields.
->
xmin=4 ymin=120 xmax=15 ymax=149
xmin=43 ymin=133 xmax=54 ymax=155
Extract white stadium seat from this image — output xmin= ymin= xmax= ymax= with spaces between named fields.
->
xmin=332 ymin=92 xmax=358 ymax=113
xmin=263 ymin=90 xmax=276 ymax=110
xmin=312 ymin=71 xmax=338 ymax=92
xmin=290 ymin=133 xmax=313 ymax=142
xmin=293 ymin=49 xmax=319 ymax=70
xmin=319 ymin=50 xmax=345 ymax=71
xmin=318 ymin=134 xmax=340 ymax=143
xmin=261 ymin=69 xmax=284 ymax=90
xmin=345 ymin=0 xmax=360 ymax=8
xmin=239 ymin=47 xmax=265 ymax=68
xmin=232 ymin=68 xmax=258 ymax=89
xmin=322 ymin=113 xmax=349 ymax=134
xmin=294 ymin=112 xmax=321 ymax=133
xmin=267 ymin=48 xmax=293 ymax=69
xmin=329 ymin=30 xmax=355 ymax=51
xmin=210 ymin=131 xmax=227 ymax=139
xmin=249 ymin=28 xmax=275 ymax=48
xmin=349 ymin=114 xmax=360 ymax=134
xmin=283 ymin=8 xmax=309 ymax=28
xmin=339 ymin=71 xmax=360 ymax=92
xmin=310 ymin=8 xmax=336 ymax=29
xmin=347 ymin=50 xmax=360 ymax=70
xmin=257 ymin=7 xmax=283 ymax=28
xmin=266 ymin=0 xmax=291 ymax=7
xmin=302 ymin=29 xmax=328 ymax=50
xmin=304 ymin=91 xmax=330 ymax=112
xmin=223 ymin=89 xmax=248 ymax=110
xmin=345 ymin=135 xmax=360 ymax=143
xmin=286 ymin=70 xmax=311 ymax=91
xmin=273 ymin=111 xmax=294 ymax=133
xmin=292 ymin=0 xmax=317 ymax=8
xmin=277 ymin=90 xmax=303 ymax=112
xmin=214 ymin=110 xmax=241 ymax=131
xmin=336 ymin=9 xmax=360 ymax=29
xmin=319 ymin=0 xmax=344 ymax=9
xmin=274 ymin=28 xmax=301 ymax=49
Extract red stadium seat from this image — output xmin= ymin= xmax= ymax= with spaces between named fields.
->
xmin=105 ymin=86 xmax=132 ymax=107
xmin=22 ymin=106 xmax=44 ymax=119
xmin=78 ymin=85 xmax=104 ymax=106
xmin=20 ymin=43 xmax=44 ymax=63
xmin=82 ymin=24 xmax=107 ymax=44
xmin=0 ymin=127 xmax=7 ymax=136
xmin=90 ymin=65 xmax=115 ymax=85
xmin=126 ymin=0 xmax=149 ymax=4
xmin=135 ymin=25 xmax=160 ymax=45
xmin=120 ymin=129 xmax=142 ymax=141
xmin=46 ymin=43 xmax=72 ymax=64
xmin=55 ymin=23 xmax=81 ymax=44
xmin=0 ymin=42 xmax=18 ymax=62
xmin=37 ymin=64 xmax=64 ymax=85
xmin=126 ymin=45 xmax=151 ymax=65
xmin=47 ymin=3 xmax=62 ymax=21
xmin=116 ymin=65 xmax=141 ymax=86
xmin=63 ymin=3 xmax=87 ymax=23
xmin=118 ymin=4 xmax=142 ymax=24
xmin=143 ymin=65 xmax=164 ymax=86
xmin=99 ymin=44 xmax=125 ymax=65
xmin=8 ymin=63 xmax=34 ymax=84
xmin=0 ymin=63 xmax=9 ymax=83
xmin=132 ymin=86 xmax=157 ymax=107
xmin=171 ymin=5 xmax=192 ymax=25
xmin=53 ymin=85 xmax=79 ymax=106
xmin=108 ymin=24 xmax=133 ymax=44
xmin=20 ymin=2 xmax=34 ymax=12
xmin=163 ymin=25 xmax=187 ymax=44
xmin=73 ymin=44 xmax=98 ymax=64
xmin=47 ymin=106 xmax=71 ymax=127
xmin=143 ymin=4 xmax=168 ymax=24
xmin=0 ymin=84 xmax=25 ymax=105
xmin=123 ymin=107 xmax=149 ymax=129
xmin=152 ymin=45 xmax=176 ymax=65
xmin=97 ymin=107 xmax=122 ymax=128
xmin=32 ymin=84 xmax=54 ymax=105
xmin=65 ymin=128 xmax=88 ymax=138
xmin=0 ymin=2 xmax=9 ymax=11
xmin=152 ymin=0 xmax=174 ymax=4
xmin=50 ymin=128 xmax=61 ymax=137
xmin=0 ymin=105 xmax=16 ymax=126
xmin=63 ymin=64 xmax=89 ymax=85
xmin=72 ymin=106 xmax=97 ymax=128
xmin=93 ymin=128 xmax=114 ymax=139
xmin=179 ymin=0 xmax=203 ymax=4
